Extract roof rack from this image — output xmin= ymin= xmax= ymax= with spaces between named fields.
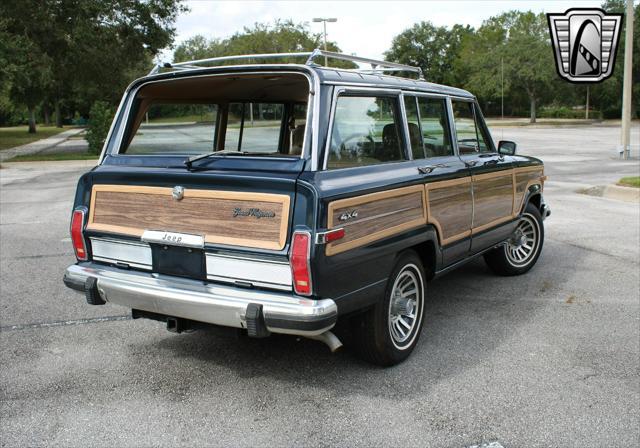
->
xmin=149 ymin=48 xmax=424 ymax=80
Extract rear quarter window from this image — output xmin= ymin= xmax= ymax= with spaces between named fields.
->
xmin=327 ymin=95 xmax=405 ymax=170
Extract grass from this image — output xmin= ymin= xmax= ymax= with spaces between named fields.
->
xmin=7 ymin=152 xmax=98 ymax=162
xmin=0 ymin=126 xmax=71 ymax=151
xmin=618 ymin=176 xmax=640 ymax=188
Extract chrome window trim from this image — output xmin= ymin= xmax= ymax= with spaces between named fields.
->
xmin=322 ymin=86 xmax=404 ymax=171
xmin=104 ymin=68 xmax=318 ymax=166
xmin=398 ymin=92 xmax=412 ymax=161
xmin=446 ymin=97 xmax=460 ymax=158
xmin=472 ymin=101 xmax=497 ymax=153
xmin=320 ymin=80 xmax=474 ymax=98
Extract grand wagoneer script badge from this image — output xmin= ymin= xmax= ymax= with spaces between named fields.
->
xmin=232 ymin=208 xmax=276 ymax=219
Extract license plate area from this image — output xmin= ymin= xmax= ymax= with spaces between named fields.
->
xmin=151 ymin=244 xmax=206 ymax=280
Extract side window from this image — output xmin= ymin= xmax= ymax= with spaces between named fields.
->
xmin=327 ymin=96 xmax=405 ymax=170
xmin=451 ymin=100 xmax=491 ymax=155
xmin=403 ymin=96 xmax=453 ymax=159
xmin=417 ymin=97 xmax=453 ymax=157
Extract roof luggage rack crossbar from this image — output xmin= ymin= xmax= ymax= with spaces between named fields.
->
xmin=149 ymin=48 xmax=424 ymax=80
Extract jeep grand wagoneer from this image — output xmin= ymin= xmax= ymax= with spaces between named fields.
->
xmin=63 ymin=50 xmax=549 ymax=365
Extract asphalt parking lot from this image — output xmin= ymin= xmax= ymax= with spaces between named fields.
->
xmin=1 ymin=124 xmax=639 ymax=447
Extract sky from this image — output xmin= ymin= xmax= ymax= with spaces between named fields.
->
xmin=160 ymin=0 xmax=606 ymax=62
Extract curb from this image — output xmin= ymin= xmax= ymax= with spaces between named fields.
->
xmin=579 ymin=184 xmax=640 ymax=203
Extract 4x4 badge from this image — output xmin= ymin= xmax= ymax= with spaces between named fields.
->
xmin=339 ymin=210 xmax=358 ymax=221
xmin=547 ymin=8 xmax=622 ymax=83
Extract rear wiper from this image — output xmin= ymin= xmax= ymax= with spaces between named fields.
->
xmin=184 ymin=151 xmax=248 ymax=170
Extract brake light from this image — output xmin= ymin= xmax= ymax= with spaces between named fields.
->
xmin=71 ymin=208 xmax=88 ymax=261
xmin=290 ymin=231 xmax=312 ymax=296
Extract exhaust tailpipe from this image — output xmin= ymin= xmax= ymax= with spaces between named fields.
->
xmin=308 ymin=330 xmax=343 ymax=352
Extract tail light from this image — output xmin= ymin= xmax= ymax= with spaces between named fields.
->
xmin=71 ymin=208 xmax=88 ymax=261
xmin=290 ymin=231 xmax=312 ymax=296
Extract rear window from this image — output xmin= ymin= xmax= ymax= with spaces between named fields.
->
xmin=117 ymin=73 xmax=310 ymax=157
xmin=223 ymin=103 xmax=284 ymax=153
xmin=127 ymin=104 xmax=219 ymax=155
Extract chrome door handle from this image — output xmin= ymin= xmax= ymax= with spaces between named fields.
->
xmin=418 ymin=164 xmax=448 ymax=175
xmin=464 ymin=160 xmax=478 ymax=167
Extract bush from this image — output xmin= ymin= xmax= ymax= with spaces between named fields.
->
xmin=85 ymin=101 xmax=114 ymax=154
xmin=538 ymin=106 xmax=602 ymax=120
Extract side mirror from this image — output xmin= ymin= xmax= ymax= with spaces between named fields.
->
xmin=498 ymin=140 xmax=517 ymax=156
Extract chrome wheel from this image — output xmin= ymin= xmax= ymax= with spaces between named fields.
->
xmin=388 ymin=264 xmax=423 ymax=350
xmin=506 ymin=213 xmax=540 ymax=267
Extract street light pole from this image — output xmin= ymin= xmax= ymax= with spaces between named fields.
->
xmin=501 ymin=56 xmax=504 ymax=121
xmin=620 ymin=0 xmax=635 ymax=160
xmin=312 ymin=18 xmax=337 ymax=67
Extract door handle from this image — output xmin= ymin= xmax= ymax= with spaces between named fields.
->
xmin=464 ymin=160 xmax=478 ymax=167
xmin=418 ymin=164 xmax=449 ymax=175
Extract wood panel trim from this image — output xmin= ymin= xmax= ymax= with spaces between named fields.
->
xmin=324 ymin=166 xmax=545 ymax=253
xmin=425 ymin=176 xmax=471 ymax=191
xmin=514 ymin=166 xmax=545 ymax=215
xmin=471 ymin=171 xmax=513 ymax=182
xmin=326 ymin=185 xmax=426 ymax=256
xmin=87 ymin=184 xmax=291 ymax=251
xmin=327 ymin=184 xmax=425 ymax=227
xmin=425 ymin=176 xmax=472 ymax=246
xmin=515 ymin=165 xmax=545 ymax=174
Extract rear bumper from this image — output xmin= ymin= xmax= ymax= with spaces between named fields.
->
xmin=63 ymin=263 xmax=337 ymax=336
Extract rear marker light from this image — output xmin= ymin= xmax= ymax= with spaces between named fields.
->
xmin=315 ymin=228 xmax=345 ymax=245
xmin=71 ymin=208 xmax=88 ymax=261
xmin=290 ymin=231 xmax=312 ymax=296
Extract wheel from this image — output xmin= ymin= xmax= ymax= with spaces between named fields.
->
xmin=352 ymin=251 xmax=426 ymax=366
xmin=484 ymin=202 xmax=544 ymax=276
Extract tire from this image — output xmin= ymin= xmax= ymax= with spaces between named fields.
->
xmin=352 ymin=251 xmax=426 ymax=366
xmin=484 ymin=202 xmax=544 ymax=276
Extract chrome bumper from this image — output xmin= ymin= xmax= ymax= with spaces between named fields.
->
xmin=541 ymin=199 xmax=551 ymax=220
xmin=63 ymin=263 xmax=337 ymax=336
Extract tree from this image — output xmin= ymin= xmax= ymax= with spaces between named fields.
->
xmin=85 ymin=101 xmax=114 ymax=154
xmin=4 ymin=32 xmax=51 ymax=133
xmin=384 ymin=22 xmax=474 ymax=85
xmin=173 ymin=20 xmax=354 ymax=68
xmin=457 ymin=11 xmax=555 ymax=122
xmin=0 ymin=0 xmax=186 ymax=131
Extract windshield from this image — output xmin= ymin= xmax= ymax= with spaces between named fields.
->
xmin=117 ymin=73 xmax=310 ymax=157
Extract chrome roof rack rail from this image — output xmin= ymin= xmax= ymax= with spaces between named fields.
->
xmin=305 ymin=49 xmax=424 ymax=80
xmin=148 ymin=52 xmax=314 ymax=75
xmin=149 ymin=49 xmax=424 ymax=80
